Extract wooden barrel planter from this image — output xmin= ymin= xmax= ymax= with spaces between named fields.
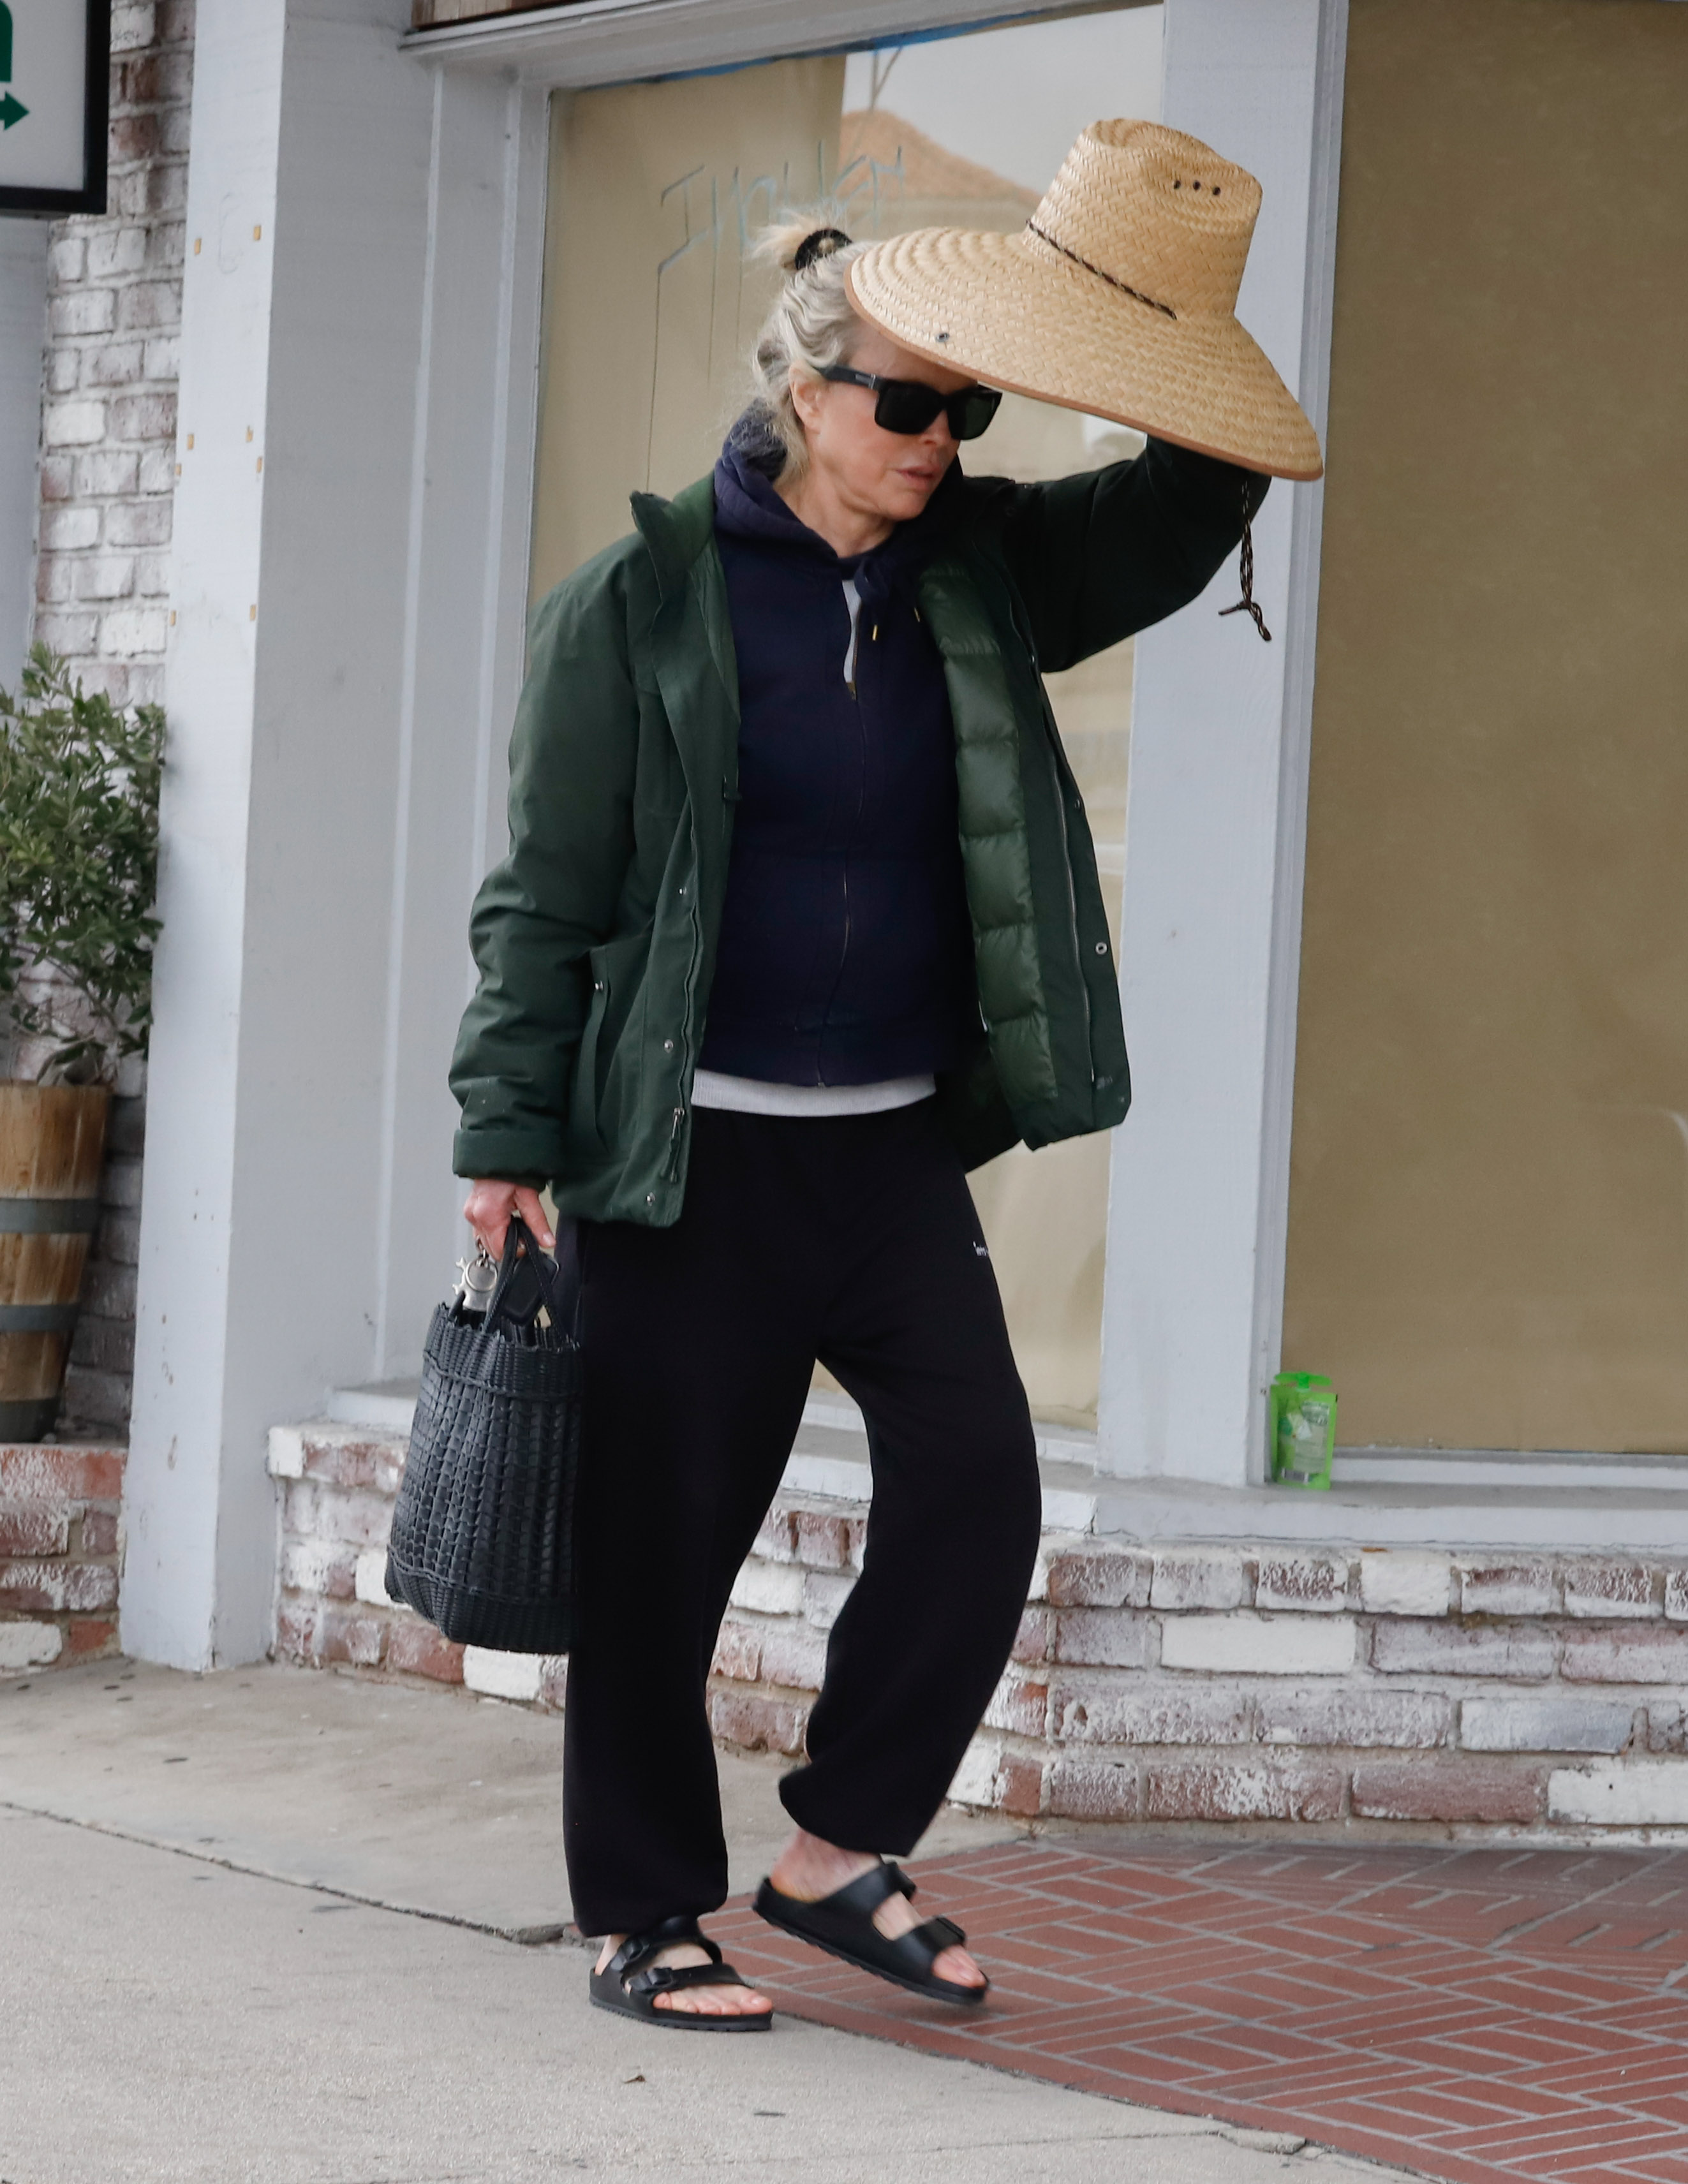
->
xmin=0 ymin=1083 xmax=111 ymax=1442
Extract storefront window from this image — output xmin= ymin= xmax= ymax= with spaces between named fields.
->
xmin=1284 ymin=0 xmax=1688 ymax=1456
xmin=531 ymin=8 xmax=1164 ymax=1426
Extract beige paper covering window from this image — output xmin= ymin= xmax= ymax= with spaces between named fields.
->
xmin=1284 ymin=0 xmax=1688 ymax=1454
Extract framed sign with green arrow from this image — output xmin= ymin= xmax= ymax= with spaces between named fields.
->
xmin=0 ymin=0 xmax=111 ymax=218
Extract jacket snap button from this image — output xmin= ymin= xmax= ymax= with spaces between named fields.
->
xmin=646 ymin=1193 xmax=655 ymax=1205
xmin=1095 ymin=942 xmax=1107 ymax=955
xmin=663 ymin=1039 xmax=674 ymax=1053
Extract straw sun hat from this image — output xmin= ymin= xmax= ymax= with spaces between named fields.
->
xmin=846 ymin=119 xmax=1323 ymax=483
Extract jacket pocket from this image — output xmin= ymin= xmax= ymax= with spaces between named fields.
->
xmin=566 ymin=930 xmax=651 ymax=1156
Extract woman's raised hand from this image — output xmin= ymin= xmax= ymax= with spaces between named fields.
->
xmin=462 ymin=1180 xmax=556 ymax=1259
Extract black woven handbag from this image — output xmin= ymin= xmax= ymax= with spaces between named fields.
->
xmin=385 ymin=1214 xmax=581 ymax=1654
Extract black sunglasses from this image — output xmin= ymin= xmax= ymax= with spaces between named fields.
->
xmin=820 ymin=366 xmax=1002 ymax=442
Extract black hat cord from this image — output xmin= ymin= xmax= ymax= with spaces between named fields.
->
xmin=1219 ymin=479 xmax=1272 ymax=642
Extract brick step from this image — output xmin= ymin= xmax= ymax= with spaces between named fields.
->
xmin=267 ymin=1416 xmax=1688 ymax=1838
xmin=0 ymin=1442 xmax=126 ymax=1672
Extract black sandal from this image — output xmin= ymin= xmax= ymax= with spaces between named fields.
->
xmin=589 ymin=1914 xmax=772 ymax=2032
xmin=753 ymin=1862 xmax=987 ymax=2007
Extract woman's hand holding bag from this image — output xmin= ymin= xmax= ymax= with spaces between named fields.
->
xmin=463 ymin=1179 xmax=556 ymax=1257
xmin=384 ymin=1211 xmax=582 ymax=1655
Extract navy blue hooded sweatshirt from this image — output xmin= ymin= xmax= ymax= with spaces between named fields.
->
xmin=699 ymin=431 xmax=979 ymax=1088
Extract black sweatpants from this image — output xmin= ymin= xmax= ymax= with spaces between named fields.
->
xmin=562 ymin=1100 xmax=1043 ymax=1938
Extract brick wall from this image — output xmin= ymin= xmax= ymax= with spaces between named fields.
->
xmin=267 ymin=1419 xmax=1688 ymax=1838
xmin=266 ymin=1424 xmax=569 ymax=1701
xmin=35 ymin=0 xmax=191 ymax=712
xmin=0 ymin=1444 xmax=124 ymax=1671
xmin=18 ymin=4 xmax=193 ymax=1442
xmin=947 ymin=1540 xmax=1688 ymax=1834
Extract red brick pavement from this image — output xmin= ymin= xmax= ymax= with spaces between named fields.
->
xmin=713 ymin=1842 xmax=1688 ymax=2183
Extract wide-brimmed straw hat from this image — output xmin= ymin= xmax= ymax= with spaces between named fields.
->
xmin=846 ymin=119 xmax=1322 ymax=482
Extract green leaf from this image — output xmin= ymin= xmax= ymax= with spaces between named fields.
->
xmin=0 ymin=646 xmax=167 ymax=1084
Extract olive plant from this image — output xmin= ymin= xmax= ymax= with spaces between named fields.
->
xmin=0 ymin=646 xmax=166 ymax=1084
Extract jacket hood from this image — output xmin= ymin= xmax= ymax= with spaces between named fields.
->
xmin=713 ymin=410 xmax=965 ymax=609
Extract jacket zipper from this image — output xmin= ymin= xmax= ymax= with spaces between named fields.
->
xmin=1012 ymin=593 xmax=1095 ymax=1065
xmin=822 ymin=623 xmax=869 ymax=1052
xmin=841 ymin=635 xmax=870 ymax=992
xmin=1042 ymin=694 xmax=1093 ymax=1051
xmin=665 ymin=837 xmax=706 ymax=1185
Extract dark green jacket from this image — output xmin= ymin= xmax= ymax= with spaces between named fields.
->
xmin=451 ymin=441 xmax=1263 ymax=1221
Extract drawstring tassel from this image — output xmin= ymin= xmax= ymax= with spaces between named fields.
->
xmin=1219 ymin=482 xmax=1272 ymax=643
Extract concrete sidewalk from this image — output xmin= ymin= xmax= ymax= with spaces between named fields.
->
xmin=0 ymin=1655 xmax=1006 ymax=1933
xmin=0 ymin=1661 xmax=1418 ymax=2183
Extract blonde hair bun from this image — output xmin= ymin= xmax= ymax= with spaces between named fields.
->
xmin=745 ymin=209 xmax=867 ymax=475
xmin=751 ymin=216 xmax=853 ymax=276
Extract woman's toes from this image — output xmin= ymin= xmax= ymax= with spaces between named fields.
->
xmin=602 ymin=1933 xmax=767 ymax=2016
xmin=653 ymin=1984 xmax=770 ymax=2016
xmin=870 ymin=1893 xmax=986 ymax=1985
xmin=933 ymin=1944 xmax=986 ymax=1988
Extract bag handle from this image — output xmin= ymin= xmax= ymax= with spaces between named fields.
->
xmin=483 ymin=1211 xmax=569 ymax=1334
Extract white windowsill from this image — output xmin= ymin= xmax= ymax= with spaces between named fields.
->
xmin=320 ymin=1380 xmax=1688 ymax=1551
xmin=1334 ymin=1446 xmax=1688 ymax=1491
xmin=790 ymin=1396 xmax=1688 ymax=1551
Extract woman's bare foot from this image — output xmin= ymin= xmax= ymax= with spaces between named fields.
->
xmin=593 ymin=1933 xmax=771 ymax=2019
xmin=766 ymin=1828 xmax=986 ymax=1989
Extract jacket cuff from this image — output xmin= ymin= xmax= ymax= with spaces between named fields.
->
xmin=1147 ymin=436 xmax=1271 ymax=502
xmin=452 ymin=1127 xmax=559 ymax=1187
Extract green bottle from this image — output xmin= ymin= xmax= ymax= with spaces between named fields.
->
xmin=1270 ymin=1371 xmax=1338 ymax=1490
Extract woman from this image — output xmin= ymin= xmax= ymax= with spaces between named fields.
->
xmin=452 ymin=122 xmax=1319 ymax=2029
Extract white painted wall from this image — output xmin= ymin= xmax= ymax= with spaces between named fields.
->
xmin=1097 ymin=0 xmax=1346 ymax=1484
xmin=0 ymin=220 xmax=45 ymax=688
xmin=125 ymin=0 xmax=543 ymax=1667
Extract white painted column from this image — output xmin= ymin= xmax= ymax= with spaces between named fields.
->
xmin=370 ymin=71 xmax=547 ymax=1382
xmin=123 ymin=0 xmax=289 ymax=1671
xmin=1097 ymin=0 xmax=1346 ymax=1484
xmin=125 ymin=1 xmax=542 ymax=1667
xmin=0 ymin=220 xmax=46 ymax=688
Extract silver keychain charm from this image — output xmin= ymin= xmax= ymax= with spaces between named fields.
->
xmin=454 ymin=1235 xmax=498 ymax=1316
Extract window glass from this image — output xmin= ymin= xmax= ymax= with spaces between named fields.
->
xmin=1285 ymin=0 xmax=1688 ymax=1454
xmin=531 ymin=8 xmax=1164 ymax=1426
